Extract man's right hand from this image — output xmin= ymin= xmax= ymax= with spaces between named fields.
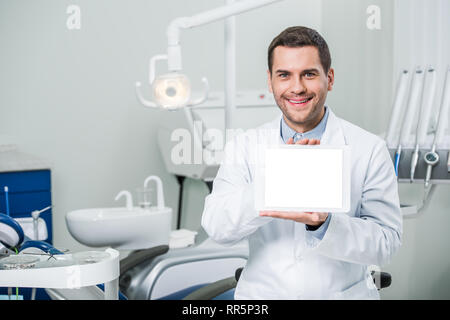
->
xmin=286 ymin=137 xmax=321 ymax=145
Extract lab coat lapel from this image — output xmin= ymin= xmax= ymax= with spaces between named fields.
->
xmin=266 ymin=114 xmax=284 ymax=145
xmin=320 ymin=109 xmax=347 ymax=146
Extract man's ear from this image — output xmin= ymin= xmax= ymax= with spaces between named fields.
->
xmin=327 ymin=68 xmax=335 ymax=91
xmin=267 ymin=69 xmax=273 ymax=93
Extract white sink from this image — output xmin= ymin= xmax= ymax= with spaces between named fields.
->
xmin=66 ymin=207 xmax=172 ymax=250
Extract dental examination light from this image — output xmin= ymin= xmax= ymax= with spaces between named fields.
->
xmin=135 ymin=54 xmax=208 ymax=110
xmin=410 ymin=67 xmax=437 ymax=181
xmin=135 ymin=0 xmax=283 ymax=113
xmin=424 ymin=67 xmax=450 ymax=188
xmin=395 ymin=67 xmax=425 ymax=176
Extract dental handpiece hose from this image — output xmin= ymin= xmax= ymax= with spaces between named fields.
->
xmin=386 ymin=70 xmax=409 ymax=148
xmin=433 ymin=67 xmax=450 ymax=149
xmin=411 ymin=68 xmax=437 ymax=182
xmin=396 ymin=68 xmax=425 ymax=176
xmin=425 ymin=67 xmax=450 ymax=187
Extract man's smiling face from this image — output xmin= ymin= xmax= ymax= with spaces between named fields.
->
xmin=268 ymin=45 xmax=334 ymax=133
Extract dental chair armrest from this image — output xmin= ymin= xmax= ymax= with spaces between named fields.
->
xmin=119 ymin=245 xmax=169 ymax=276
xmin=235 ymin=267 xmax=243 ymax=282
xmin=182 ymin=276 xmax=237 ymax=300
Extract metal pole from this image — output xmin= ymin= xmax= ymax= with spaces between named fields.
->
xmin=225 ymin=0 xmax=236 ymax=131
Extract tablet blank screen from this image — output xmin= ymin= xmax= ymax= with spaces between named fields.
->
xmin=264 ymin=147 xmax=343 ymax=210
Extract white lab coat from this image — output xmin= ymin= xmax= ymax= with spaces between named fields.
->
xmin=201 ymin=108 xmax=402 ymax=300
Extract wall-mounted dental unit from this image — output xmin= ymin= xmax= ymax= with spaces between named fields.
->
xmin=386 ymin=66 xmax=450 ymax=218
xmin=411 ymin=67 xmax=437 ymax=182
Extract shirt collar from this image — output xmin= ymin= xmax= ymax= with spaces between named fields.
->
xmin=280 ymin=106 xmax=330 ymax=143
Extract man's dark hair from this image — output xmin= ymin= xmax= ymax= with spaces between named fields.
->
xmin=268 ymin=26 xmax=331 ymax=74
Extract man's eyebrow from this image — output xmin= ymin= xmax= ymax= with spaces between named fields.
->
xmin=302 ymin=68 xmax=320 ymax=74
xmin=275 ymin=69 xmax=291 ymax=74
xmin=274 ymin=68 xmax=321 ymax=74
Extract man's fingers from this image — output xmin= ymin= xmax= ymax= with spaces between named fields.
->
xmin=260 ymin=210 xmax=310 ymax=219
xmin=287 ymin=137 xmax=294 ymax=144
xmin=294 ymin=138 xmax=321 ymax=145
xmin=295 ymin=138 xmax=309 ymax=145
xmin=260 ymin=211 xmax=327 ymax=225
xmin=260 ymin=211 xmax=294 ymax=219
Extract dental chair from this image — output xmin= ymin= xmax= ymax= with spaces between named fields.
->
xmin=46 ymin=236 xmax=246 ymax=300
xmin=40 ymin=225 xmax=247 ymax=300
xmin=118 ymin=229 xmax=392 ymax=300
xmin=119 ymin=229 xmax=248 ymax=300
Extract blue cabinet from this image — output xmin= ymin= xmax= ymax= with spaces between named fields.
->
xmin=0 ymin=169 xmax=53 ymax=243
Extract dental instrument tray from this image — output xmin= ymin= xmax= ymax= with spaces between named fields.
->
xmin=0 ymin=213 xmax=120 ymax=299
xmin=0 ymin=248 xmax=120 ymax=299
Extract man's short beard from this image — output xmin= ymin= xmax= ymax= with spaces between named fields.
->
xmin=281 ymin=100 xmax=324 ymax=129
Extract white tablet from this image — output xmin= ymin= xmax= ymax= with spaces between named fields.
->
xmin=254 ymin=145 xmax=351 ymax=213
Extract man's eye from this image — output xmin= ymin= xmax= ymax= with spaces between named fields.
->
xmin=279 ymin=73 xmax=288 ymax=78
xmin=305 ymin=72 xmax=316 ymax=78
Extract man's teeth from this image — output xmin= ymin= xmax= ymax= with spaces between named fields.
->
xmin=289 ymin=98 xmax=310 ymax=104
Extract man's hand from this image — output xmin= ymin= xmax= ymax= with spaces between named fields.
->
xmin=286 ymin=137 xmax=321 ymax=145
xmin=259 ymin=210 xmax=329 ymax=226
xmin=260 ymin=137 xmax=328 ymax=227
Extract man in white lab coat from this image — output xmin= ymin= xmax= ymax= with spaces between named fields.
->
xmin=201 ymin=26 xmax=402 ymax=300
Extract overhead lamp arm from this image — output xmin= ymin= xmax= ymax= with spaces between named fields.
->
xmin=135 ymin=0 xmax=282 ymax=110
xmin=166 ymin=0 xmax=282 ymax=71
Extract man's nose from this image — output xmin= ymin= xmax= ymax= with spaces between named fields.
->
xmin=289 ymin=77 xmax=306 ymax=94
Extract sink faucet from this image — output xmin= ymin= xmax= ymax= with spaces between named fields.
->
xmin=114 ymin=190 xmax=133 ymax=210
xmin=143 ymin=176 xmax=165 ymax=210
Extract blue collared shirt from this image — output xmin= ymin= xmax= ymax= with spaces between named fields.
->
xmin=280 ymin=106 xmax=331 ymax=240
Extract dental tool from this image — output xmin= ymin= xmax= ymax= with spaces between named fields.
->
xmin=410 ymin=67 xmax=437 ymax=181
xmin=4 ymin=186 xmax=10 ymax=216
xmin=424 ymin=67 xmax=450 ymax=188
xmin=31 ymin=206 xmax=51 ymax=241
xmin=395 ymin=67 xmax=426 ymax=176
xmin=386 ymin=70 xmax=410 ymax=149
